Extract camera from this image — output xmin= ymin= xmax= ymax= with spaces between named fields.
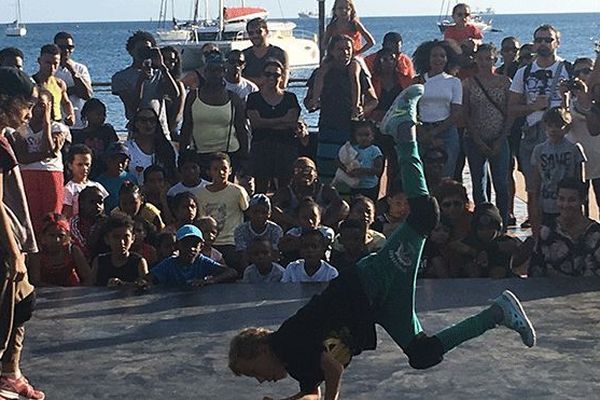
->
xmin=563 ymin=77 xmax=586 ymax=92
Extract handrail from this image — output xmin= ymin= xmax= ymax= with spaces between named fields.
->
xmin=91 ymin=77 xmax=310 ymax=89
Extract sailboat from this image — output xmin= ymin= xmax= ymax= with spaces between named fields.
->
xmin=5 ymin=0 xmax=27 ymax=37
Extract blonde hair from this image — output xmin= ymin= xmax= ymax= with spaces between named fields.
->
xmin=228 ymin=327 xmax=273 ymax=375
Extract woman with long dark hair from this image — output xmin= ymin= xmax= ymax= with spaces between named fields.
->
xmin=413 ymin=40 xmax=462 ymax=178
xmin=125 ymin=107 xmax=177 ymax=184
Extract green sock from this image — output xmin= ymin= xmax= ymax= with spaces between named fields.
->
xmin=435 ymin=306 xmax=498 ymax=353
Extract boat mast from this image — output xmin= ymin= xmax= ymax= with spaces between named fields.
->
xmin=218 ymin=0 xmax=224 ymax=40
xmin=193 ymin=0 xmax=200 ymax=24
xmin=16 ymin=0 xmax=22 ymax=24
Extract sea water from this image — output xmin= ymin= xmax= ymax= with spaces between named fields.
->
xmin=0 ymin=13 xmax=598 ymax=129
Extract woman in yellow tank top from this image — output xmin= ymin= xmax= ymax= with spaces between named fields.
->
xmin=180 ymin=52 xmax=248 ymax=173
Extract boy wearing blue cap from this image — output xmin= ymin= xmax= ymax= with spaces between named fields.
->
xmin=137 ymin=224 xmax=237 ymax=288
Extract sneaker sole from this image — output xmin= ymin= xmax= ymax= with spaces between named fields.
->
xmin=503 ymin=290 xmax=537 ymax=348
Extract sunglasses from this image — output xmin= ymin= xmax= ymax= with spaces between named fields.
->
xmin=574 ymin=67 xmax=593 ymax=75
xmin=441 ymin=200 xmax=464 ymax=208
xmin=263 ymin=71 xmax=282 ymax=78
xmin=228 ymin=59 xmax=245 ymax=66
xmin=534 ymin=37 xmax=554 ymax=44
xmin=58 ymin=44 xmax=75 ymax=51
xmin=501 ymin=46 xmax=518 ymax=52
xmin=456 ymin=12 xmax=470 ymax=17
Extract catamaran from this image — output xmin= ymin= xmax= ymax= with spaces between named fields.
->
xmin=5 ymin=0 xmax=27 ymax=37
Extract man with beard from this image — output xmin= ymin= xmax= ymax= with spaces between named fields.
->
xmin=242 ymin=18 xmax=289 ymax=88
xmin=508 ymin=24 xmax=571 ymax=230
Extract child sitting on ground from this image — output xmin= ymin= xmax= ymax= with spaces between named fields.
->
xmin=420 ymin=217 xmax=454 ymax=278
xmin=112 ymin=181 xmax=165 ymax=232
xmin=195 ymin=216 xmax=226 ymax=264
xmin=142 ymin=165 xmax=174 ymax=224
xmin=131 ymin=218 xmax=158 ymax=266
xmin=137 ymin=225 xmax=237 ymax=288
xmin=282 ymin=229 xmax=339 ymax=283
xmin=242 ymin=239 xmax=285 ymax=283
xmin=155 ymin=231 xmax=177 ymax=265
xmin=332 ymin=195 xmax=386 ymax=255
xmin=530 ymin=107 xmax=586 ymax=233
xmin=453 ymin=203 xmax=521 ymax=279
xmin=165 ymin=191 xmax=199 ymax=233
xmin=92 ymin=214 xmax=149 ymax=287
xmin=96 ymin=141 xmax=138 ymax=211
xmin=330 ymin=219 xmax=370 ymax=273
xmin=29 ymin=213 xmax=93 ymax=286
xmin=78 ymin=98 xmax=118 ymax=178
xmin=70 ymin=185 xmax=107 ymax=261
xmin=278 ymin=198 xmax=335 ymax=266
xmin=63 ymin=144 xmax=109 ymax=218
xmin=335 ymin=120 xmax=383 ymax=201
xmin=373 ymin=182 xmax=410 ymax=237
xmin=196 ymin=152 xmax=250 ymax=274
xmin=235 ymin=194 xmax=283 ymax=268
xmin=167 ymin=149 xmax=210 ymax=198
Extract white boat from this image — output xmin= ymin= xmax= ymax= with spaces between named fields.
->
xmin=157 ymin=1 xmax=320 ymax=71
xmin=298 ymin=11 xmax=318 ymax=19
xmin=437 ymin=1 xmax=494 ymax=34
xmin=5 ymin=0 xmax=26 ymax=37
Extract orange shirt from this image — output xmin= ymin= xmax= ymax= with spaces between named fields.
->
xmin=444 ymin=23 xmax=483 ymax=43
xmin=364 ymin=52 xmax=415 ymax=91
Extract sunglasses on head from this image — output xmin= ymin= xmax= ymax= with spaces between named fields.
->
xmin=534 ymin=37 xmax=554 ymax=44
xmin=58 ymin=44 xmax=75 ymax=50
xmin=263 ymin=71 xmax=282 ymax=78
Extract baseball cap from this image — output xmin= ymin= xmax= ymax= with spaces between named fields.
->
xmin=176 ymin=224 xmax=204 ymax=241
xmin=0 ymin=67 xmax=35 ymax=98
xmin=105 ymin=142 xmax=130 ymax=158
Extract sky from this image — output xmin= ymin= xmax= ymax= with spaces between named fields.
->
xmin=5 ymin=0 xmax=600 ymax=23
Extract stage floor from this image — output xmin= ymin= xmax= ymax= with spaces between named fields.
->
xmin=22 ymin=278 xmax=600 ymax=399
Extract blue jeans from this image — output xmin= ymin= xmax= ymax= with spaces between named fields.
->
xmin=465 ymin=137 xmax=510 ymax=226
xmin=436 ymin=126 xmax=460 ymax=178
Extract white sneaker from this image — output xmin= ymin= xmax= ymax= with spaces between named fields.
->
xmin=493 ymin=290 xmax=536 ymax=347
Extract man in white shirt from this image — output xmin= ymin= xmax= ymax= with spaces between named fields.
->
xmin=224 ymin=50 xmax=259 ymax=101
xmin=508 ymin=24 xmax=571 ymax=228
xmin=54 ymin=32 xmax=93 ymax=131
